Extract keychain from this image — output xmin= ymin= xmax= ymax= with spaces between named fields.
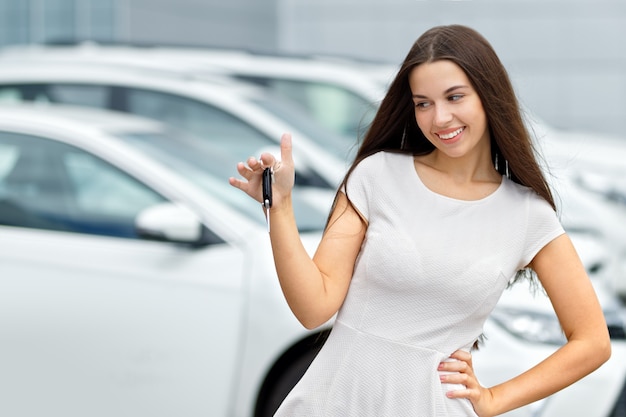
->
xmin=262 ymin=167 xmax=273 ymax=232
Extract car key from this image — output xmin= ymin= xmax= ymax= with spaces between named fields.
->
xmin=262 ymin=167 xmax=273 ymax=232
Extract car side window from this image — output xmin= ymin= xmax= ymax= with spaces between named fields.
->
xmin=0 ymin=131 xmax=166 ymax=238
xmin=237 ymin=77 xmax=376 ymax=139
xmin=47 ymin=84 xmax=111 ymax=108
xmin=123 ymin=88 xmax=332 ymax=188
xmin=0 ymin=84 xmax=53 ymax=103
xmin=0 ymin=83 xmax=110 ymax=108
xmin=125 ymin=88 xmax=275 ymax=156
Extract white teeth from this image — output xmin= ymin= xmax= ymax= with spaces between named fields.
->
xmin=438 ymin=127 xmax=464 ymax=140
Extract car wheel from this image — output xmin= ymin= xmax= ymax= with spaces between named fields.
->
xmin=255 ymin=332 xmax=329 ymax=417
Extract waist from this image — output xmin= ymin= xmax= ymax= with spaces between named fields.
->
xmin=330 ymin=319 xmax=474 ymax=356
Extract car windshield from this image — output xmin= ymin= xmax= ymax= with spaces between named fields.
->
xmin=250 ymin=95 xmax=363 ymax=163
xmin=115 ymin=129 xmax=331 ymax=232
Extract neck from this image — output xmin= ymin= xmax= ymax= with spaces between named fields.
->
xmin=423 ymin=149 xmax=499 ymax=184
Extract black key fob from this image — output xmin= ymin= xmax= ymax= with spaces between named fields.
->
xmin=262 ymin=167 xmax=273 ymax=209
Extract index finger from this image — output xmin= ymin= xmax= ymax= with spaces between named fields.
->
xmin=280 ymin=133 xmax=293 ymax=166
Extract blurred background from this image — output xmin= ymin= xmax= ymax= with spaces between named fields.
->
xmin=1 ymin=0 xmax=625 ymax=137
xmin=1 ymin=1 xmax=625 ymax=417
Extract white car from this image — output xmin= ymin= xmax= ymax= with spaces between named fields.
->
xmin=0 ymin=43 xmax=388 ymax=162
xmin=529 ymin=119 xmax=626 ymax=298
xmin=0 ymin=58 xmax=349 ymax=190
xmin=0 ymin=104 xmax=331 ymax=417
xmin=0 ymin=104 xmax=625 ymax=417
xmin=530 ymin=118 xmax=626 ymax=207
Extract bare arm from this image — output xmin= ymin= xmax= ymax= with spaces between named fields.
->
xmin=487 ymin=233 xmax=611 ymax=413
xmin=229 ymin=133 xmax=366 ymax=329
xmin=443 ymin=233 xmax=611 ymax=416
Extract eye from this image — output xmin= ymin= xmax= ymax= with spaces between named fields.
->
xmin=448 ymin=94 xmax=464 ymax=102
xmin=414 ymin=101 xmax=431 ymax=109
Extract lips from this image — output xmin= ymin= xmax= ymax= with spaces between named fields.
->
xmin=436 ymin=127 xmax=465 ymax=140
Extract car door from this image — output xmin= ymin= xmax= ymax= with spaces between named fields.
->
xmin=0 ymin=130 xmax=246 ymax=417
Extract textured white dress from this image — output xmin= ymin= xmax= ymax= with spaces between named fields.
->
xmin=274 ymin=151 xmax=565 ymax=417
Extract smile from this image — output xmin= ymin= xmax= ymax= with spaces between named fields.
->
xmin=437 ymin=127 xmax=465 ymax=140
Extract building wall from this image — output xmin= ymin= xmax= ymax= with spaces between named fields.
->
xmin=121 ymin=0 xmax=278 ymax=49
xmin=278 ymin=0 xmax=626 ymax=138
xmin=0 ymin=0 xmax=279 ymax=50
xmin=0 ymin=0 xmax=116 ymax=45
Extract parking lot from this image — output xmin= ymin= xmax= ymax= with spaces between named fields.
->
xmin=0 ymin=38 xmax=625 ymax=417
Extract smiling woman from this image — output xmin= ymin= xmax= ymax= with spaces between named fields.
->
xmin=230 ymin=24 xmax=611 ymax=417
xmin=410 ymin=62 xmax=488 ymax=153
xmin=408 ymin=59 xmax=498 ymax=201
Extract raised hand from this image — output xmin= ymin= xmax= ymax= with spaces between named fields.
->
xmin=229 ymin=133 xmax=295 ymax=210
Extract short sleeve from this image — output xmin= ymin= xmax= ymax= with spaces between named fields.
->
xmin=520 ymin=193 xmax=565 ymax=268
xmin=343 ymin=153 xmax=383 ymax=221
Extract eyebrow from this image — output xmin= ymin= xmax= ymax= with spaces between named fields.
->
xmin=412 ymin=85 xmax=470 ymax=99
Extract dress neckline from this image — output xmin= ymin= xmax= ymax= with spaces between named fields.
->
xmin=409 ymin=154 xmax=505 ymax=204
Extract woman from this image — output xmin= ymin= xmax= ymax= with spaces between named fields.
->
xmin=229 ymin=25 xmax=610 ymax=417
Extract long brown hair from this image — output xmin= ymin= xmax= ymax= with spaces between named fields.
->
xmin=338 ymin=24 xmax=555 ymax=212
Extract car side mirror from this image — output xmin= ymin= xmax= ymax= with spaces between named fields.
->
xmin=135 ymin=202 xmax=203 ymax=244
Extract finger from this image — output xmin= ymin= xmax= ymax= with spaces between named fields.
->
xmin=440 ymin=370 xmax=471 ymax=385
xmin=445 ymin=387 xmax=472 ymax=399
xmin=449 ymin=350 xmax=473 ymax=367
xmin=450 ymin=350 xmax=472 ymax=361
xmin=228 ymin=176 xmax=245 ymax=190
xmin=228 ymin=175 xmax=254 ymax=193
xmin=439 ymin=360 xmax=470 ymax=374
xmin=280 ymin=133 xmax=293 ymax=167
xmin=247 ymin=156 xmax=263 ymax=171
xmin=236 ymin=162 xmax=254 ymax=179
xmin=257 ymin=134 xmax=292 ymax=169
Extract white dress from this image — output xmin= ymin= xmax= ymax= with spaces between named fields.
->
xmin=274 ymin=151 xmax=565 ymax=416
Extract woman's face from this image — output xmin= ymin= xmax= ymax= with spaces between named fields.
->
xmin=409 ymin=60 xmax=490 ymax=161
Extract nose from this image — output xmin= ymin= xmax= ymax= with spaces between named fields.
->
xmin=433 ymin=103 xmax=453 ymax=126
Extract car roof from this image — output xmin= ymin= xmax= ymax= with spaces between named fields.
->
xmin=0 ymin=102 xmax=163 ymax=134
xmin=0 ymin=60 xmax=349 ymax=185
xmin=0 ymin=43 xmax=391 ymax=101
xmin=0 ymin=59 xmax=261 ymax=96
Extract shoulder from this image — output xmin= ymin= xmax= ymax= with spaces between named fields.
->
xmin=353 ymin=151 xmax=410 ymax=173
xmin=505 ymin=180 xmax=564 ymax=267
xmin=501 ymin=177 xmax=550 ymax=207
xmin=500 ymin=179 xmax=559 ymax=229
xmin=349 ymin=151 xmax=411 ymax=188
xmin=345 ymin=151 xmax=409 ymax=203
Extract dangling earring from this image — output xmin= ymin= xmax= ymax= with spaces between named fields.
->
xmin=400 ymin=124 xmax=407 ymax=149
xmin=495 ymin=153 xmax=511 ymax=179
